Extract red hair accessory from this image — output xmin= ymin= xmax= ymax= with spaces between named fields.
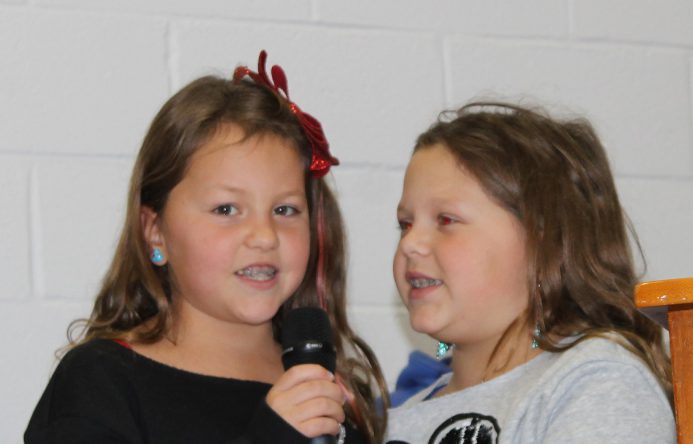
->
xmin=233 ymin=50 xmax=339 ymax=178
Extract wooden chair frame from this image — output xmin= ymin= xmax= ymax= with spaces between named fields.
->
xmin=636 ymin=277 xmax=693 ymax=443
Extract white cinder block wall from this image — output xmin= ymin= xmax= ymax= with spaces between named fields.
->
xmin=2 ymin=1 xmax=692 ymax=440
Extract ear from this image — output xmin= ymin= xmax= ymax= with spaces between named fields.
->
xmin=140 ymin=206 xmax=167 ymax=265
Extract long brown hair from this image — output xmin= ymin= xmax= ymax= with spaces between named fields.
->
xmin=68 ymin=75 xmax=388 ymax=441
xmin=415 ymin=101 xmax=671 ymax=400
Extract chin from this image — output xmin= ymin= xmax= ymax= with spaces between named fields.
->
xmin=408 ymin=311 xmax=441 ymax=336
xmin=237 ymin=304 xmax=283 ymax=325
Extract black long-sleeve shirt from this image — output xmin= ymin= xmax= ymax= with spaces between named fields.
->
xmin=25 ymin=339 xmax=364 ymax=444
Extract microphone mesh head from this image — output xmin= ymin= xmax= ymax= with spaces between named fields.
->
xmin=281 ymin=307 xmax=333 ymax=349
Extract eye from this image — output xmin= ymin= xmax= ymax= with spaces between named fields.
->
xmin=213 ymin=204 xmax=238 ymax=216
xmin=438 ymin=215 xmax=455 ymax=226
xmin=397 ymin=220 xmax=412 ymax=232
xmin=274 ymin=205 xmax=300 ymax=217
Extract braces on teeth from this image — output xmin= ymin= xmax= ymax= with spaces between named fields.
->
xmin=236 ymin=267 xmax=277 ymax=280
xmin=409 ymin=278 xmax=442 ymax=289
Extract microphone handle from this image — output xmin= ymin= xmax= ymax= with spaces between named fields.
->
xmin=310 ymin=436 xmax=336 ymax=444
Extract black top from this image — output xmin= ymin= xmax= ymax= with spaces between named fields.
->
xmin=25 ymin=339 xmax=366 ymax=444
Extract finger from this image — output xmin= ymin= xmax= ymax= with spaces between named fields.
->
xmin=271 ymin=364 xmax=334 ymax=391
xmin=267 ymin=379 xmax=344 ymax=417
xmin=266 ymin=394 xmax=345 ymax=437
xmin=287 ymin=379 xmax=345 ymax=405
xmin=297 ymin=417 xmax=342 ymax=438
xmin=293 ymin=397 xmax=346 ymax=425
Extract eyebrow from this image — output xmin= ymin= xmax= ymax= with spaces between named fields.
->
xmin=396 ymin=197 xmax=472 ymax=215
xmin=216 ymin=185 xmax=306 ymax=200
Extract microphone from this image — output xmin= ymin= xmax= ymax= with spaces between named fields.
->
xmin=281 ymin=307 xmax=336 ymax=372
xmin=281 ymin=307 xmax=338 ymax=444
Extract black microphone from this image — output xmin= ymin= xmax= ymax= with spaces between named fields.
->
xmin=281 ymin=307 xmax=338 ymax=444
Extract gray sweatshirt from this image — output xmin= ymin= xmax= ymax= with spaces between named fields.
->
xmin=385 ymin=337 xmax=674 ymax=444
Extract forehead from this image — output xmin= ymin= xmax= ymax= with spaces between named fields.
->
xmin=192 ymin=123 xmax=299 ymax=161
xmin=401 ymin=144 xmax=511 ymax=212
xmin=402 ymin=144 xmax=525 ymax=232
xmin=181 ymin=124 xmax=305 ymax=185
xmin=404 ymin=144 xmax=476 ymax=192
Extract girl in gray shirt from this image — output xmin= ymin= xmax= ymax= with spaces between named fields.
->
xmin=386 ymin=101 xmax=674 ymax=443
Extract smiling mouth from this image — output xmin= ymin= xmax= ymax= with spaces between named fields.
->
xmin=408 ymin=278 xmax=443 ymax=289
xmin=235 ymin=266 xmax=277 ymax=281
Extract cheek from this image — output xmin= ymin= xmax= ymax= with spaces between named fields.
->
xmin=392 ymin=252 xmax=407 ymax=292
xmin=176 ymin=230 xmax=222 ymax=263
xmin=284 ymin=225 xmax=311 ymax=270
xmin=438 ymin=240 xmax=479 ymax=280
xmin=439 ymin=239 xmax=513 ymax=311
xmin=490 ymin=235 xmax=528 ymax=291
xmin=170 ymin=237 xmax=222 ymax=289
xmin=476 ymin=242 xmax=530 ymax=316
xmin=166 ymin=224 xmax=229 ymax=278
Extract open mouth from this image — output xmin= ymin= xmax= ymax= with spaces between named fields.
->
xmin=235 ymin=266 xmax=277 ymax=282
xmin=408 ymin=277 xmax=443 ymax=289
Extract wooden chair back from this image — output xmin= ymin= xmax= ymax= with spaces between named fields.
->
xmin=636 ymin=277 xmax=693 ymax=443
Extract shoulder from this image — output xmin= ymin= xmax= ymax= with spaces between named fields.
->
xmin=536 ymin=336 xmax=675 ymax=442
xmin=56 ymin=339 xmax=133 ymax=379
xmin=62 ymin=338 xmax=130 ymax=362
xmin=34 ymin=339 xmax=140 ymax=421
xmin=25 ymin=339 xmax=143 ymax=441
xmin=540 ymin=336 xmax=666 ymax=399
xmin=543 ymin=335 xmax=660 ymax=382
xmin=47 ymin=339 xmax=136 ymax=402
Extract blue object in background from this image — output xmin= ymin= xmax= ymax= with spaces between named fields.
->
xmin=389 ymin=350 xmax=452 ymax=407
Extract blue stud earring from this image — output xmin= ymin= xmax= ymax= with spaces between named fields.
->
xmin=436 ymin=342 xmax=451 ymax=360
xmin=150 ymin=247 xmax=164 ymax=265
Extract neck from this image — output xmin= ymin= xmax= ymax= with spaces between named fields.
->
xmin=133 ymin=309 xmax=284 ymax=383
xmin=441 ymin=333 xmax=540 ymax=395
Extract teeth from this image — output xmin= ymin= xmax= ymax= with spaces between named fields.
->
xmin=236 ymin=266 xmax=277 ymax=281
xmin=409 ymin=278 xmax=442 ymax=289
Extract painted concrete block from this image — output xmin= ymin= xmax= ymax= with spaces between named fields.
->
xmin=0 ymin=9 xmax=168 ymax=156
xmin=35 ymin=156 xmax=132 ymax=299
xmin=574 ymin=0 xmax=693 ymax=47
xmin=446 ymin=39 xmax=693 ymax=177
xmin=172 ymin=21 xmax=444 ymax=168
xmin=317 ymin=0 xmax=568 ymax=38
xmin=618 ymin=177 xmax=693 ymax=281
xmin=0 ymin=156 xmax=31 ymax=300
xmin=32 ymin=0 xmax=311 ymax=21
xmin=332 ymin=168 xmax=405 ymax=306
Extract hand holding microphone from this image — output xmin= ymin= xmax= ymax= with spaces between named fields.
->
xmin=266 ymin=307 xmax=345 ymax=443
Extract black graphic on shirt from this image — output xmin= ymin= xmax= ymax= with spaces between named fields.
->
xmin=428 ymin=413 xmax=500 ymax=444
xmin=385 ymin=412 xmax=500 ymax=444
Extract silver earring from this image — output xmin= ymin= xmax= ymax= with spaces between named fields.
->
xmin=436 ymin=341 xmax=451 ymax=360
xmin=531 ymin=324 xmax=541 ymax=349
xmin=533 ymin=281 xmax=544 ymax=349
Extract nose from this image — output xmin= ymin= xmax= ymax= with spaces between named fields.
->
xmin=398 ymin=223 xmax=431 ymax=258
xmin=244 ymin=215 xmax=279 ymax=251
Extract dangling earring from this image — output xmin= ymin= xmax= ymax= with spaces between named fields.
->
xmin=532 ymin=281 xmax=544 ymax=350
xmin=150 ymin=247 xmax=165 ymax=265
xmin=531 ymin=324 xmax=541 ymax=349
xmin=436 ymin=342 xmax=451 ymax=360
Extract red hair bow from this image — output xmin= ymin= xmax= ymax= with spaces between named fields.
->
xmin=233 ymin=50 xmax=339 ymax=178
